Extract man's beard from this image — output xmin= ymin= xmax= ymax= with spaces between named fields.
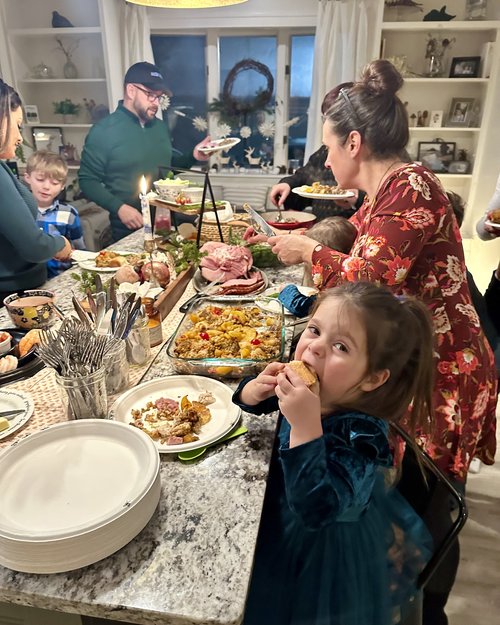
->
xmin=136 ymin=103 xmax=157 ymax=124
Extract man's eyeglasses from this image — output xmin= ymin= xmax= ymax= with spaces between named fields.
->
xmin=133 ymin=84 xmax=163 ymax=103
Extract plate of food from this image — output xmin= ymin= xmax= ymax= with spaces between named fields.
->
xmin=111 ymin=375 xmax=241 ymax=453
xmin=292 ymin=183 xmax=355 ymax=200
xmin=74 ymin=250 xmax=142 ymax=273
xmin=260 ymin=210 xmax=317 ymax=230
xmin=0 ymin=388 xmax=35 ymax=441
xmin=0 ymin=329 xmax=43 ymax=386
xmin=197 ymin=137 xmax=241 ymax=154
xmin=193 ymin=267 xmax=268 ymax=296
xmin=256 ymin=285 xmax=318 ymax=315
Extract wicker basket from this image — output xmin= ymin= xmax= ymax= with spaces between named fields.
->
xmin=199 ymin=218 xmax=251 ymax=242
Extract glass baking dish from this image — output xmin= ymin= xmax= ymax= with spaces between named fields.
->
xmin=166 ymin=296 xmax=285 ymax=379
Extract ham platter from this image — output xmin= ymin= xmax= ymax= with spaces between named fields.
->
xmin=194 ymin=242 xmax=268 ymax=296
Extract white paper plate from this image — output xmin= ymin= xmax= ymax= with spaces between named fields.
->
xmin=256 ymin=286 xmax=318 ymax=315
xmin=0 ymin=419 xmax=160 ymax=573
xmin=484 ymin=219 xmax=500 ymax=229
xmin=292 ymin=186 xmax=355 ymax=200
xmin=0 ymin=388 xmax=34 ymax=441
xmin=198 ymin=137 xmax=241 ymax=153
xmin=76 ymin=251 xmax=135 ymax=273
xmin=112 ymin=375 xmax=241 ymax=453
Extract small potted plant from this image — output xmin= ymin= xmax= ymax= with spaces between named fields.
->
xmin=53 ymin=98 xmax=81 ymax=123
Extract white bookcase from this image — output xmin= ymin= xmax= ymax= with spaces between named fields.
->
xmin=0 ymin=0 xmax=121 ymax=175
xmin=377 ymin=0 xmax=500 ymax=237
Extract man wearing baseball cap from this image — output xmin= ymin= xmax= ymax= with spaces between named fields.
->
xmin=79 ymin=62 xmax=173 ymax=242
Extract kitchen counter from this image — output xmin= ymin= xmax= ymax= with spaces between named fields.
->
xmin=0 ymin=231 xmax=302 ymax=625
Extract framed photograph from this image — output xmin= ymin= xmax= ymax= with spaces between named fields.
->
xmin=447 ymin=98 xmax=476 ymax=127
xmin=31 ymin=127 xmax=64 ymax=153
xmin=449 ymin=161 xmax=470 ymax=174
xmin=429 ymin=110 xmax=443 ymax=128
xmin=449 ymin=56 xmax=481 ymax=78
xmin=417 ymin=141 xmax=456 ymax=173
xmin=24 ymin=104 xmax=40 ymax=125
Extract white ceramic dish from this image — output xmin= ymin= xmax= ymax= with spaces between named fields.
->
xmin=200 ymin=201 xmax=234 ymax=223
xmin=256 ymin=285 xmax=318 ymax=315
xmin=112 ymin=375 xmax=241 ymax=453
xmin=197 ymin=137 xmax=241 ymax=153
xmin=0 ymin=389 xmax=34 ymax=441
xmin=292 ymin=186 xmax=356 ymax=200
xmin=0 ymin=419 xmax=160 ymax=573
xmin=75 ymin=251 xmax=135 ymax=273
xmin=484 ymin=219 xmax=500 ymax=229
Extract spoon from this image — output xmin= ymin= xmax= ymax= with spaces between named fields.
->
xmin=177 ymin=425 xmax=248 ymax=461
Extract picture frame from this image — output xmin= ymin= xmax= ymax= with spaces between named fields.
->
xmin=447 ymin=98 xmax=476 ymax=127
xmin=31 ymin=127 xmax=64 ymax=153
xmin=448 ymin=160 xmax=470 ymax=174
xmin=24 ymin=104 xmax=40 ymax=125
xmin=449 ymin=56 xmax=481 ymax=78
xmin=417 ymin=141 xmax=456 ymax=173
xmin=429 ymin=110 xmax=443 ymax=128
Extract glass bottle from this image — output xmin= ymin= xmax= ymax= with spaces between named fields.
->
xmin=142 ymin=297 xmax=163 ymax=348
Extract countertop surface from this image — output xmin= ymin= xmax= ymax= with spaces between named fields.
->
xmin=0 ymin=231 xmax=302 ymax=625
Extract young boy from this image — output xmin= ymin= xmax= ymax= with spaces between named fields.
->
xmin=25 ymin=150 xmax=85 ymax=278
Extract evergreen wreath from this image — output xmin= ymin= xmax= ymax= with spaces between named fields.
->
xmin=209 ymin=58 xmax=274 ymax=124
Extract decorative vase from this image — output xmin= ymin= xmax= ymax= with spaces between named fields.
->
xmin=426 ymin=55 xmax=443 ymax=78
xmin=63 ymin=60 xmax=78 ymax=79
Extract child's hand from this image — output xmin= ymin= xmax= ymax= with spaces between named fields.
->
xmin=53 ymin=236 xmax=72 ymax=261
xmin=276 ymin=366 xmax=322 ymax=447
xmin=239 ymin=362 xmax=286 ymax=405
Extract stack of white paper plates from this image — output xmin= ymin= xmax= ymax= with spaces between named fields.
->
xmin=0 ymin=419 xmax=160 ymax=573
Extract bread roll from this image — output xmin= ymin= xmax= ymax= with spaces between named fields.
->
xmin=489 ymin=209 xmax=500 ymax=224
xmin=288 ymin=360 xmax=318 ymax=386
xmin=18 ymin=329 xmax=40 ymax=357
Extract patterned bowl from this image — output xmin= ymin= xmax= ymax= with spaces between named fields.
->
xmin=3 ymin=290 xmax=57 ymax=330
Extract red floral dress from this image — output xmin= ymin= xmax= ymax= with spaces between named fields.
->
xmin=311 ymin=163 xmax=497 ymax=481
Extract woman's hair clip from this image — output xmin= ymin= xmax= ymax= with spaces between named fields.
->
xmin=339 ymin=87 xmax=363 ymax=128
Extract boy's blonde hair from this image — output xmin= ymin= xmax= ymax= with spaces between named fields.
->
xmin=26 ymin=150 xmax=68 ymax=183
xmin=303 ymin=216 xmax=357 ymax=286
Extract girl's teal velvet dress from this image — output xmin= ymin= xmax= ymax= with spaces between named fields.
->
xmin=233 ymin=382 xmax=432 ymax=625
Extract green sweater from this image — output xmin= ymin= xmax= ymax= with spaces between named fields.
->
xmin=79 ymin=102 xmax=173 ymax=242
xmin=0 ymin=161 xmax=65 ymax=293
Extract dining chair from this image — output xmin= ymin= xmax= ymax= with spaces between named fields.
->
xmin=391 ymin=423 xmax=468 ymax=625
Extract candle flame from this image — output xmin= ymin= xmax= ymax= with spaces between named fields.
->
xmin=140 ymin=175 xmax=148 ymax=196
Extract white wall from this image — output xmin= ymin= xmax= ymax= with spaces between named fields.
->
xmin=147 ymin=0 xmax=318 ymax=30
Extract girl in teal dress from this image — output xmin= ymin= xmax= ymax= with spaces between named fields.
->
xmin=233 ymin=281 xmax=434 ymax=625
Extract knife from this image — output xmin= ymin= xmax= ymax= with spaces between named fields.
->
xmin=0 ymin=410 xmax=24 ymax=420
xmin=242 ymin=203 xmax=275 ymax=237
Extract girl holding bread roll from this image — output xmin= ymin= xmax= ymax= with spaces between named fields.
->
xmin=233 ymin=281 xmax=435 ymax=625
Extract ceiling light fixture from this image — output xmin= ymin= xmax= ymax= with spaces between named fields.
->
xmin=126 ymin=0 xmax=248 ymax=7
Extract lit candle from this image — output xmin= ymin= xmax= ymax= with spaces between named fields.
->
xmin=140 ymin=176 xmax=154 ymax=245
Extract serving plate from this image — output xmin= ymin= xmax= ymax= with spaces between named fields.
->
xmin=193 ymin=267 xmax=268 ymax=295
xmin=292 ymin=186 xmax=356 ymax=200
xmin=197 ymin=137 xmax=241 ymax=153
xmin=260 ymin=210 xmax=316 ymax=230
xmin=73 ymin=250 xmax=135 ymax=273
xmin=0 ymin=328 xmax=43 ymax=386
xmin=484 ymin=219 xmax=500 ymax=229
xmin=112 ymin=375 xmax=241 ymax=454
xmin=0 ymin=419 xmax=160 ymax=573
xmin=0 ymin=388 xmax=34 ymax=441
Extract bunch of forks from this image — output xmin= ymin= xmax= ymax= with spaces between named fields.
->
xmin=37 ymin=317 xmax=113 ymax=377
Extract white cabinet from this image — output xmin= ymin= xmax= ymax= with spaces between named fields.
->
xmin=0 ymin=0 xmax=118 ymax=174
xmin=378 ymin=0 xmax=500 ymax=236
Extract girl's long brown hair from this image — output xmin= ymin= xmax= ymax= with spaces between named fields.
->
xmin=313 ymin=282 xmax=435 ymax=436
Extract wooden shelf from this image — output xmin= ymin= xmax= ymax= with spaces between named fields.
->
xmin=435 ymin=173 xmax=473 ymax=181
xmin=26 ymin=123 xmax=92 ymax=128
xmin=10 ymin=27 xmax=101 ymax=36
xmin=20 ymin=78 xmax=106 ymax=83
xmin=410 ymin=127 xmax=481 ymax=132
xmin=403 ymin=78 xmax=489 ymax=84
xmin=382 ymin=20 xmax=500 ymax=32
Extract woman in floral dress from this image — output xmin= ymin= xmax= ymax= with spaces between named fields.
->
xmin=250 ymin=59 xmax=497 ymax=625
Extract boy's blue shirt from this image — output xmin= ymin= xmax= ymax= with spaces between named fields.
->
xmin=36 ymin=199 xmax=86 ymax=278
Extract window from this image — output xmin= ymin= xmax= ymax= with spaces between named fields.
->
xmin=151 ymin=35 xmax=207 ymax=164
xmin=152 ymin=30 xmax=314 ymax=169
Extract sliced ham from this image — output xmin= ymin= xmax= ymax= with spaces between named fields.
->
xmin=200 ymin=243 xmax=253 ymax=282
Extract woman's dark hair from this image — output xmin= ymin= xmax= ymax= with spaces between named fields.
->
xmin=0 ymin=79 xmax=22 ymax=156
xmin=312 ymin=281 xmax=434 ymax=435
xmin=323 ymin=60 xmax=409 ymax=160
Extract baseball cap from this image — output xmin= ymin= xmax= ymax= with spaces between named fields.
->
xmin=124 ymin=62 xmax=168 ymax=92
